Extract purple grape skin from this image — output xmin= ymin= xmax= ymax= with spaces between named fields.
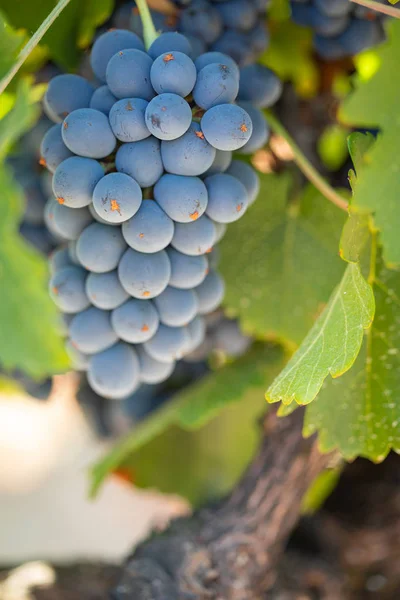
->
xmin=111 ymin=298 xmax=160 ymax=343
xmin=194 ymin=269 xmax=225 ymax=314
xmin=88 ymin=342 xmax=141 ymax=400
xmin=150 ymin=51 xmax=197 ymax=97
xmin=226 ymin=160 xmax=260 ymax=205
xmin=49 ymin=265 xmax=90 ymax=313
xmin=194 ymin=52 xmax=239 ymax=78
xmin=167 ymin=248 xmax=208 ymax=289
xmin=61 ymin=108 xmax=116 ymax=159
xmin=122 ymin=200 xmax=174 ymax=253
xmin=51 ymin=202 xmax=93 ymax=241
xmin=236 ymin=101 xmax=270 ymax=154
xmin=106 ymin=49 xmax=154 ymax=100
xmin=144 ymin=324 xmax=191 ymax=362
xmin=90 ymin=29 xmax=145 ymax=82
xmin=193 ymin=63 xmax=239 ymax=110
xmin=44 ymin=74 xmax=94 ymax=123
xmin=109 ymin=98 xmax=150 ymax=143
xmin=116 ymin=137 xmax=164 ymax=188
xmin=76 ymin=223 xmax=127 ymax=273
xmin=86 ymin=270 xmax=129 ymax=310
xmin=238 ymin=65 xmax=282 ymax=108
xmin=137 ymin=346 xmax=175 ymax=384
xmin=145 ymin=93 xmax=192 ymax=141
xmin=52 ymin=156 xmax=104 ymax=208
xmin=118 ymin=248 xmax=171 ymax=299
xmin=204 ymin=173 xmax=249 ymax=223
xmin=92 ymin=172 xmax=142 ymax=224
xmin=154 ymin=174 xmax=208 ymax=223
xmin=89 ymin=85 xmax=117 ymax=116
xmin=201 ymin=104 xmax=253 ymax=151
xmin=148 ymin=32 xmax=192 ymax=60
xmin=171 ymin=215 xmax=216 ymax=256
xmin=40 ymin=124 xmax=74 ymax=173
xmin=161 ymin=122 xmax=216 ymax=176
xmin=69 ymin=307 xmax=118 ymax=354
xmin=154 ymin=286 xmax=198 ymax=327
xmin=184 ymin=315 xmax=206 ymax=354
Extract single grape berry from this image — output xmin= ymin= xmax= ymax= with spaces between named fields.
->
xmin=92 ymin=172 xmax=142 ymax=224
xmin=154 ymin=174 xmax=208 ymax=223
xmin=201 ymin=104 xmax=253 ymax=151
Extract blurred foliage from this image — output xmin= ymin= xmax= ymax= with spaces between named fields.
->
xmin=317 ymin=124 xmax=350 ymax=171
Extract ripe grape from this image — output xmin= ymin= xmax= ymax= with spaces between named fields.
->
xmin=154 ymin=286 xmax=198 ymax=326
xmin=194 ymin=52 xmax=239 ymax=77
xmin=118 ymin=248 xmax=171 ymax=298
xmin=88 ymin=342 xmax=140 ymax=400
xmin=205 ymin=150 xmax=232 ymax=175
xmin=49 ymin=246 xmax=72 ymax=274
xmin=227 ymin=160 xmax=260 ymax=205
xmin=201 ymin=104 xmax=252 ymax=151
xmin=49 ymin=265 xmax=90 ymax=313
xmin=161 ymin=121 xmax=216 ymax=176
xmin=86 ymin=270 xmax=129 ymax=310
xmin=89 ymin=85 xmax=117 ymax=116
xmin=111 ymin=298 xmax=159 ymax=343
xmin=77 ymin=223 xmax=126 ymax=273
xmin=106 ymin=48 xmax=154 ymax=100
xmin=69 ymin=307 xmax=118 ymax=354
xmin=51 ymin=202 xmax=93 ymax=240
xmin=204 ymin=173 xmax=248 ymax=223
xmin=238 ymin=65 xmax=282 ymax=108
xmin=122 ymin=200 xmax=174 ymax=253
xmin=62 ymin=108 xmax=116 ymax=159
xmin=40 ymin=124 xmax=73 ymax=173
xmin=148 ymin=32 xmax=192 ymax=60
xmin=154 ymin=174 xmax=208 ymax=223
xmin=171 ymin=215 xmax=216 ymax=255
xmin=167 ymin=248 xmax=208 ymax=289
xmin=92 ymin=172 xmax=142 ymax=224
xmin=90 ymin=29 xmax=145 ymax=82
xmin=137 ymin=346 xmax=175 ymax=384
xmin=193 ymin=63 xmax=239 ymax=110
xmin=52 ymin=157 xmax=104 ymax=208
xmin=145 ymin=93 xmax=192 ymax=140
xmin=180 ymin=2 xmax=223 ymax=45
xmin=216 ymin=0 xmax=257 ymax=32
xmin=150 ymin=51 xmax=197 ymax=97
xmin=184 ymin=315 xmax=206 ymax=354
xmin=109 ymin=98 xmax=150 ymax=143
xmin=144 ymin=323 xmax=190 ymax=362
xmin=236 ymin=101 xmax=270 ymax=154
xmin=194 ymin=268 xmax=225 ymax=314
xmin=116 ymin=137 xmax=164 ymax=187
xmin=44 ymin=74 xmax=94 ymax=123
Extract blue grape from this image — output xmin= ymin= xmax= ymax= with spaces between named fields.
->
xmin=167 ymin=247 xmax=208 ymax=289
xmin=313 ymin=35 xmax=346 ymax=60
xmin=184 ymin=315 xmax=206 ymax=354
xmin=65 ymin=340 xmax=90 ymax=371
xmin=111 ymin=298 xmax=159 ymax=343
xmin=215 ymin=0 xmax=257 ymax=31
xmin=122 ymin=200 xmax=174 ymax=253
xmin=201 ymin=104 xmax=252 ymax=151
xmin=193 ymin=63 xmax=239 ymax=110
xmin=161 ymin=121 xmax=216 ymax=176
xmin=154 ymin=286 xmax=198 ymax=326
xmin=118 ymin=248 xmax=171 ymax=298
xmin=236 ymin=101 xmax=270 ymax=153
xmin=62 ymin=108 xmax=116 ymax=159
xmin=227 ymin=160 xmax=260 ymax=205
xmin=137 ymin=346 xmax=175 ymax=384
xmin=213 ymin=318 xmax=251 ymax=357
xmin=194 ymin=52 xmax=239 ymax=78
xmin=205 ymin=150 xmax=232 ymax=175
xmin=338 ymin=19 xmax=385 ymax=55
xmin=86 ymin=270 xmax=129 ymax=310
xmin=20 ymin=225 xmax=54 ymax=254
xmin=90 ymin=29 xmax=145 ymax=82
xmin=49 ymin=246 xmax=73 ymax=274
xmin=184 ymin=35 xmax=207 ymax=60
xmin=89 ymin=203 xmax=119 ymax=226
xmin=88 ymin=342 xmax=140 ymax=400
xmin=247 ymin=22 xmax=270 ymax=56
xmin=154 ymin=174 xmax=208 ymax=223
xmin=40 ymin=124 xmax=73 ymax=173
xmin=109 ymin=98 xmax=150 ymax=143
xmin=89 ymin=85 xmax=117 ymax=116
xmin=150 ymin=51 xmax=197 ymax=97
xmin=49 ymin=266 xmax=90 ymax=313
xmin=68 ymin=240 xmax=81 ymax=265
xmin=92 ymin=172 xmax=142 ymax=224
xmin=144 ymin=323 xmax=190 ymax=362
xmin=106 ymin=49 xmax=154 ymax=100
xmin=312 ymin=8 xmax=349 ymax=37
xmin=194 ymin=268 xmax=225 ymax=314
xmin=145 ymin=93 xmax=192 ymax=140
xmin=116 ymin=137 xmax=164 ymax=187
xmin=238 ymin=65 xmax=282 ymax=108
xmin=77 ymin=223 xmax=126 ymax=273
xmin=52 ymin=202 xmax=93 ymax=240
xmin=171 ymin=215 xmax=216 ymax=255
xmin=44 ymin=74 xmax=94 ymax=123
xmin=180 ymin=2 xmax=223 ymax=44
xmin=148 ymin=32 xmax=192 ymax=60
xmin=69 ymin=307 xmax=118 ymax=354
xmin=211 ymin=31 xmax=253 ymax=67
xmin=314 ymin=0 xmax=351 ymax=17
xmin=204 ymin=173 xmax=248 ymax=223
xmin=44 ymin=199 xmax=62 ymax=239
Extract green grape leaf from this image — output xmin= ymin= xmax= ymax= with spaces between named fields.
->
xmin=339 ymin=20 xmax=400 ymax=267
xmin=90 ymin=344 xmax=284 ymax=499
xmin=260 ymin=20 xmax=318 ymax=98
xmin=305 ymin=253 xmax=400 ymax=461
xmin=0 ymin=11 xmax=25 ymax=80
xmin=266 ymin=263 xmax=375 ymax=405
xmin=340 ymin=211 xmax=371 ymax=264
xmin=0 ymin=163 xmax=69 ymax=377
xmin=219 ymin=173 xmax=346 ymax=346
xmin=1 ymin=0 xmax=114 ymax=69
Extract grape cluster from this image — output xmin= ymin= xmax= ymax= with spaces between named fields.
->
xmin=291 ymin=0 xmax=388 ymax=59
xmin=41 ymin=29 xmax=281 ymax=401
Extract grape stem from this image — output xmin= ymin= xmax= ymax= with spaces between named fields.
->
xmin=264 ymin=110 xmax=349 ymax=213
xmin=0 ymin=0 xmax=72 ymax=95
xmin=350 ymin=0 xmax=400 ymax=19
xmin=135 ymin=0 xmax=159 ymax=51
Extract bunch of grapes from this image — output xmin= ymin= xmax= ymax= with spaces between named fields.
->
xmin=41 ymin=28 xmax=282 ymax=402
xmin=291 ymin=0 xmax=388 ymax=59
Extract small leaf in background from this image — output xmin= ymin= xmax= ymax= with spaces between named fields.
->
xmin=90 ymin=344 xmax=284 ymax=500
xmin=305 ymin=253 xmax=400 ymax=462
xmin=340 ymin=20 xmax=400 ymax=268
xmin=266 ymin=263 xmax=375 ymax=406
xmin=0 ymin=0 xmax=115 ymax=70
xmin=260 ymin=20 xmax=318 ymax=98
xmin=219 ymin=173 xmax=346 ymax=346
xmin=0 ymin=164 xmax=69 ymax=377
xmin=268 ymin=0 xmax=291 ymax=21
xmin=317 ymin=124 xmax=350 ymax=172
